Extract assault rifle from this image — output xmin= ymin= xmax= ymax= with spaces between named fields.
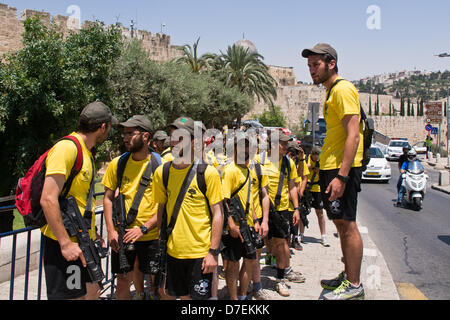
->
xmin=61 ymin=197 xmax=106 ymax=287
xmin=226 ymin=198 xmax=256 ymax=256
xmin=112 ymin=193 xmax=133 ymax=273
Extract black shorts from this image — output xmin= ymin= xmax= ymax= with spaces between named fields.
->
xmin=310 ymin=191 xmax=324 ymax=210
xmin=43 ymin=236 xmax=93 ymax=300
xmin=166 ymin=254 xmax=212 ymax=300
xmin=111 ymin=240 xmax=159 ymax=274
xmin=221 ymin=233 xmax=257 ymax=261
xmin=319 ymin=167 xmax=362 ymax=222
xmin=268 ymin=210 xmax=291 ymax=240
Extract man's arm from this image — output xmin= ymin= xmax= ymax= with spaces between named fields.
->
xmin=289 ymin=179 xmax=300 ymax=226
xmin=260 ymin=186 xmax=270 ymax=238
xmin=202 ymin=201 xmax=224 ymax=274
xmin=326 ymin=114 xmax=360 ymax=201
xmin=40 ymin=174 xmax=86 ymax=266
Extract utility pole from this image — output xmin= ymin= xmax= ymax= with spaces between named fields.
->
xmin=437 ymin=53 xmax=450 ymax=167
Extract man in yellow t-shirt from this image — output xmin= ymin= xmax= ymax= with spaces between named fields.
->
xmin=102 ymin=115 xmax=162 ymax=300
xmin=286 ymin=140 xmax=308 ymax=251
xmin=221 ymin=133 xmax=259 ymax=300
xmin=40 ymin=101 xmax=117 ymax=300
xmin=153 ymin=116 xmax=224 ymax=300
xmin=263 ymin=132 xmax=305 ymax=297
xmin=303 ymin=43 xmax=364 ymax=300
xmin=299 ymin=147 xmax=330 ymax=247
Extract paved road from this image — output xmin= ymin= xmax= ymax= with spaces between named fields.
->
xmin=357 ymin=162 xmax=450 ymax=300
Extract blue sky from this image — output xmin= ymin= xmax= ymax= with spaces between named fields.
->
xmin=5 ymin=0 xmax=450 ymax=82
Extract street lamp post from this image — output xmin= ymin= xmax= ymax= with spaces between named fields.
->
xmin=160 ymin=23 xmax=166 ymax=34
xmin=437 ymin=53 xmax=450 ymax=167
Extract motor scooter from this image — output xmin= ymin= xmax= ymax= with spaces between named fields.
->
xmin=401 ymin=160 xmax=429 ymax=211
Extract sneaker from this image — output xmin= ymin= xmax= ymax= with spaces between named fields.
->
xmin=322 ymin=280 xmax=365 ymax=300
xmin=320 ymin=271 xmax=346 ymax=290
xmin=285 ymin=270 xmax=306 ymax=283
xmin=321 ymin=237 xmax=330 ymax=247
xmin=276 ymin=279 xmax=290 ymax=297
xmin=300 ymin=235 xmax=306 ymax=243
xmin=292 ymin=239 xmax=303 ymax=251
xmin=253 ymin=289 xmax=270 ymax=300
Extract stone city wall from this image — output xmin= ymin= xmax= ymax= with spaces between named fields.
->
xmin=245 ymin=82 xmax=448 ymax=147
xmin=0 ymin=2 xmax=182 ymax=62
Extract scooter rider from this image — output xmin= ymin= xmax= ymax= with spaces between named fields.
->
xmin=396 ymin=146 xmax=411 ymax=195
xmin=396 ymin=149 xmax=417 ymax=207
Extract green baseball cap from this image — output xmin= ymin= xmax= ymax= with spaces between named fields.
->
xmin=119 ymin=115 xmax=153 ymax=133
xmin=288 ymin=140 xmax=301 ymax=151
xmin=79 ymin=101 xmax=118 ymax=125
xmin=153 ymin=130 xmax=169 ymax=141
xmin=302 ymin=43 xmax=338 ymax=62
xmin=170 ymin=116 xmax=205 ymax=136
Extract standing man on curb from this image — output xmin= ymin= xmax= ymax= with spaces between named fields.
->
xmin=302 ymin=43 xmax=365 ymax=300
xmin=102 ymin=115 xmax=162 ymax=300
xmin=40 ymin=101 xmax=116 ymax=300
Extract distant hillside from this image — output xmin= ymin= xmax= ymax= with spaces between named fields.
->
xmin=354 ymin=70 xmax=450 ymax=102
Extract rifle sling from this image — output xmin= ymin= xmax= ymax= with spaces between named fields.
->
xmin=126 ymin=159 xmax=154 ymax=226
xmin=165 ymin=160 xmax=199 ymax=238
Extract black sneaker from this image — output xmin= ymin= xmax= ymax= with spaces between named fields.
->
xmin=320 ymin=271 xmax=346 ymax=290
xmin=292 ymin=239 xmax=303 ymax=251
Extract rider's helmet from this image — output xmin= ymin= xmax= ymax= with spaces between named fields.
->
xmin=407 ymin=149 xmax=417 ymax=161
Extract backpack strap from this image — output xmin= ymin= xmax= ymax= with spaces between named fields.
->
xmin=59 ymin=136 xmax=84 ymax=199
xmin=150 ymin=152 xmax=162 ymax=174
xmin=117 ymin=152 xmax=132 ymax=190
xmin=273 ymin=156 xmax=289 ymax=210
xmin=197 ymin=163 xmax=212 ymax=218
xmin=165 ymin=161 xmax=199 ymax=238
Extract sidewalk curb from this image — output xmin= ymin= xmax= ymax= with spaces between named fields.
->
xmin=431 ymin=184 xmax=450 ymax=195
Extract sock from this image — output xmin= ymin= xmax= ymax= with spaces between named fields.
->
xmin=277 ymin=268 xmax=285 ymax=280
xmin=253 ymin=282 xmax=262 ymax=292
xmin=238 ymin=295 xmax=248 ymax=300
xmin=285 ymin=266 xmax=292 ymax=275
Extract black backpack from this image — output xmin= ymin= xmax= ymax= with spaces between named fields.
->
xmin=326 ymin=79 xmax=374 ymax=171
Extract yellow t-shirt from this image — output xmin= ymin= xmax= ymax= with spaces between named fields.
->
xmin=222 ymin=162 xmax=255 ymax=227
xmin=101 ymin=154 xmax=163 ymax=241
xmin=41 ymin=132 xmax=97 ymax=241
xmin=306 ymin=158 xmax=320 ymax=193
xmin=152 ymin=163 xmax=224 ymax=259
xmin=321 ymin=77 xmax=364 ymax=170
xmin=249 ymin=162 xmax=269 ymax=219
xmin=264 ymin=156 xmax=298 ymax=212
xmin=162 ymin=147 xmax=174 ymax=162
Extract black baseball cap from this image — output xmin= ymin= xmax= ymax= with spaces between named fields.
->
xmin=79 ymin=101 xmax=118 ymax=125
xmin=119 ymin=115 xmax=153 ymax=133
xmin=302 ymin=43 xmax=338 ymax=62
xmin=170 ymin=116 xmax=205 ymax=136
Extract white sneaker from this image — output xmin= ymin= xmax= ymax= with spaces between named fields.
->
xmin=321 ymin=237 xmax=330 ymax=247
xmin=276 ymin=279 xmax=290 ymax=297
xmin=253 ymin=289 xmax=270 ymax=300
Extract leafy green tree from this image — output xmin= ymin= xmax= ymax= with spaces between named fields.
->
xmin=257 ymin=106 xmax=286 ymax=127
xmin=218 ymin=44 xmax=277 ymax=111
xmin=0 ymin=17 xmax=122 ymax=195
xmin=174 ymin=37 xmax=215 ymax=74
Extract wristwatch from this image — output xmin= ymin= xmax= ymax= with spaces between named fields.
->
xmin=336 ymin=174 xmax=350 ymax=183
xmin=209 ymin=248 xmax=221 ymax=256
xmin=140 ymin=225 xmax=149 ymax=235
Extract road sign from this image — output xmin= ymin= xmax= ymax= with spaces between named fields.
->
xmin=431 ymin=127 xmax=439 ymax=135
xmin=425 ymin=124 xmax=432 ymax=131
xmin=425 ymin=102 xmax=443 ymax=123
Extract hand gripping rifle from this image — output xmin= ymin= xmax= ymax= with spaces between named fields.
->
xmin=61 ymin=196 xmax=105 ymax=288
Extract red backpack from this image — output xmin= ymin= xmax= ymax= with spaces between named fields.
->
xmin=15 ymin=136 xmax=83 ymax=228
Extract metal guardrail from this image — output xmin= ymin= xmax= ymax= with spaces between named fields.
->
xmin=0 ymin=188 xmax=116 ymax=300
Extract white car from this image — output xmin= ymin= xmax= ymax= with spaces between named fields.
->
xmin=386 ymin=139 xmax=411 ymax=161
xmin=362 ymin=146 xmax=391 ymax=183
xmin=412 ymin=141 xmax=427 ymax=156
